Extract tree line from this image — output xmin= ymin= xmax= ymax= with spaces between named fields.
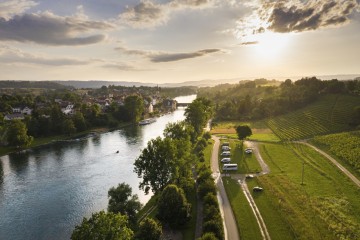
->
xmin=198 ymin=77 xmax=360 ymax=124
xmin=71 ymin=97 xmax=224 ymax=240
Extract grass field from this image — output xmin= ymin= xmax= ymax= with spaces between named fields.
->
xmin=255 ymin=142 xmax=360 ymax=240
xmin=219 ymin=139 xmax=261 ymax=174
xmin=202 ymin=139 xmax=214 ymax=168
xmin=222 ymin=177 xmax=263 ymax=240
xmin=266 ymin=94 xmax=360 ymax=140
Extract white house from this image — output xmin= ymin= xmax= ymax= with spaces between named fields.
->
xmin=4 ymin=113 xmax=25 ymax=121
xmin=61 ymin=104 xmax=74 ymax=115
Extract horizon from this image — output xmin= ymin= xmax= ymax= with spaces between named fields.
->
xmin=0 ymin=0 xmax=360 ymax=83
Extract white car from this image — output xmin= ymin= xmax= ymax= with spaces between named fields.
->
xmin=221 ymin=151 xmax=231 ymax=156
xmin=221 ymin=158 xmax=231 ymax=163
xmin=222 ymin=146 xmax=231 ymax=151
xmin=245 ymin=148 xmax=253 ymax=154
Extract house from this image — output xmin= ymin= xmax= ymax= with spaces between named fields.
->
xmin=61 ymin=104 xmax=74 ymax=115
xmin=163 ymin=99 xmax=177 ymax=111
xmin=4 ymin=113 xmax=25 ymax=121
xmin=12 ymin=106 xmax=33 ymax=115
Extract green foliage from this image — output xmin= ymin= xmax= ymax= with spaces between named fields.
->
xmin=71 ymin=211 xmax=133 ymax=240
xmin=185 ymin=98 xmax=213 ymax=135
xmin=267 ymin=94 xmax=360 ymax=140
xmin=62 ymin=119 xmax=76 ymax=135
xmin=108 ymin=183 xmax=142 ymax=228
xmin=135 ymin=218 xmax=162 ymax=240
xmin=134 ymin=137 xmax=176 ymax=194
xmin=198 ymin=178 xmax=217 ymax=199
xmin=235 ymin=125 xmax=252 ymax=140
xmin=157 ymin=184 xmax=191 ymax=228
xmin=124 ymin=95 xmax=144 ymax=123
xmin=313 ymin=131 xmax=360 ymax=174
xmin=6 ymin=120 xmax=33 ymax=147
xmin=198 ymin=232 xmax=219 ymax=240
xmin=203 ymin=220 xmax=224 ymax=240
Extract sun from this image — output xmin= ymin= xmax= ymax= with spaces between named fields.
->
xmin=252 ymin=32 xmax=292 ymax=59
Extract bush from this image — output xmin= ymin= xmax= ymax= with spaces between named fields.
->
xmin=198 ymin=178 xmax=216 ymax=199
xmin=203 ymin=220 xmax=224 ymax=240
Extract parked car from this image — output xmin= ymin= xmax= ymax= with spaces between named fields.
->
xmin=221 ymin=151 xmax=231 ymax=156
xmin=222 ymin=146 xmax=231 ymax=151
xmin=253 ymin=186 xmax=263 ymax=192
xmin=245 ymin=148 xmax=253 ymax=154
xmin=245 ymin=174 xmax=254 ymax=179
xmin=221 ymin=158 xmax=231 ymax=163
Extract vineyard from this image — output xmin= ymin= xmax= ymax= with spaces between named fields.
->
xmin=267 ymin=94 xmax=360 ymax=140
xmin=313 ymin=131 xmax=360 ymax=174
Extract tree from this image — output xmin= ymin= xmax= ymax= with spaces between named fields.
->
xmin=6 ymin=120 xmax=33 ymax=147
xmin=124 ymin=95 xmax=144 ymax=123
xmin=135 ymin=218 xmax=162 ymax=240
xmin=71 ymin=211 xmax=133 ymax=240
xmin=235 ymin=125 xmax=252 ymax=140
xmin=72 ymin=112 xmax=87 ymax=132
xmin=198 ymin=232 xmax=219 ymax=240
xmin=185 ymin=98 xmax=213 ymax=136
xmin=134 ymin=137 xmax=176 ymax=194
xmin=203 ymin=220 xmax=224 ymax=240
xmin=157 ymin=184 xmax=191 ymax=228
xmin=62 ymin=119 xmax=76 ymax=135
xmin=108 ymin=183 xmax=142 ymax=228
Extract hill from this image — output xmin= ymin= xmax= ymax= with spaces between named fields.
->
xmin=0 ymin=80 xmax=71 ymax=89
xmin=267 ymin=94 xmax=360 ymax=140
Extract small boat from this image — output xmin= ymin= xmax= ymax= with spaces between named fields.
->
xmin=116 ymin=150 xmax=119 ymax=153
xmin=139 ymin=118 xmax=156 ymax=125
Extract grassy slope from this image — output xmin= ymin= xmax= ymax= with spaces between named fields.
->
xmin=223 ymin=177 xmax=263 ymax=240
xmin=267 ymin=94 xmax=360 ymax=140
xmin=255 ymin=142 xmax=360 ymax=240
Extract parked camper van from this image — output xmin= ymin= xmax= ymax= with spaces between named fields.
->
xmin=223 ymin=164 xmax=238 ymax=171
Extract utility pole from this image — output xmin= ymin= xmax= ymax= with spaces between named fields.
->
xmin=301 ymin=161 xmax=305 ymax=185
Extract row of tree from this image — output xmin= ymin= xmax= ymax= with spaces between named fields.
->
xmin=198 ymin=77 xmax=360 ymax=122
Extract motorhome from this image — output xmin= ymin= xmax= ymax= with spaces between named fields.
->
xmin=223 ymin=164 xmax=238 ymax=171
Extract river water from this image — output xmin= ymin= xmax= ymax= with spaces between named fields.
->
xmin=0 ymin=95 xmax=196 ymax=240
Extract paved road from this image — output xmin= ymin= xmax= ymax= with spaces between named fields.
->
xmin=211 ymin=136 xmax=240 ymax=240
xmin=297 ymin=141 xmax=360 ymax=188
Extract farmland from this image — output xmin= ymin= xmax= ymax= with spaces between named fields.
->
xmin=253 ymin=142 xmax=360 ymax=240
xmin=312 ymin=131 xmax=360 ymax=176
xmin=266 ymin=94 xmax=360 ymax=140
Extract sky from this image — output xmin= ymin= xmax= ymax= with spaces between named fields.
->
xmin=0 ymin=0 xmax=359 ymax=83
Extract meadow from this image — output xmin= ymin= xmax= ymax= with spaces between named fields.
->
xmin=253 ymin=142 xmax=360 ymax=240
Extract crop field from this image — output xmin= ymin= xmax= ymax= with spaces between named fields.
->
xmin=254 ymin=142 xmax=360 ymax=240
xmin=223 ymin=177 xmax=263 ymax=240
xmin=219 ymin=139 xmax=261 ymax=174
xmin=312 ymin=131 xmax=360 ymax=176
xmin=266 ymin=94 xmax=360 ymax=140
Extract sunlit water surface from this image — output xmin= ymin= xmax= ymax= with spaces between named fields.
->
xmin=0 ymin=95 xmax=196 ymax=240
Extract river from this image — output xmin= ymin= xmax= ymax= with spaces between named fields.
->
xmin=0 ymin=95 xmax=196 ymax=240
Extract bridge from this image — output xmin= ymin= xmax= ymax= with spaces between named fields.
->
xmin=176 ymin=102 xmax=190 ymax=108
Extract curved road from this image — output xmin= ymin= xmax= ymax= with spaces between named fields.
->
xmin=297 ymin=141 xmax=360 ymax=188
xmin=211 ymin=136 xmax=240 ymax=240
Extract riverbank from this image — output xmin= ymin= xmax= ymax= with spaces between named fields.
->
xmin=0 ymin=122 xmax=134 ymax=157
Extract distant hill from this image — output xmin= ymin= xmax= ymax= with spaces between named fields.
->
xmin=0 ymin=80 xmax=71 ymax=89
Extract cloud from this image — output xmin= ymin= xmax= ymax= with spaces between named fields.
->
xmin=240 ymin=41 xmax=258 ymax=45
xmin=0 ymin=45 xmax=92 ymax=66
xmin=0 ymin=0 xmax=37 ymax=20
xmin=150 ymin=49 xmax=221 ymax=62
xmin=102 ymin=62 xmax=153 ymax=71
xmin=116 ymin=46 xmax=222 ymax=62
xmin=0 ymin=11 xmax=114 ymax=45
xmin=265 ymin=0 xmax=358 ymax=33
xmin=119 ymin=0 xmax=214 ymax=28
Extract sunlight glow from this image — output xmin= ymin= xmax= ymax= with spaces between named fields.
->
xmin=252 ymin=32 xmax=291 ymax=60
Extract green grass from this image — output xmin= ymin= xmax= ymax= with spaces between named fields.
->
xmin=248 ymin=133 xmax=281 ymax=142
xmin=203 ymin=139 xmax=214 ymax=168
xmin=222 ymin=177 xmax=262 ymax=240
xmin=266 ymin=94 xmax=360 ymax=140
xmin=137 ymin=194 xmax=159 ymax=223
xmin=256 ymin=142 xmax=360 ymax=239
xmin=219 ymin=139 xmax=261 ymax=174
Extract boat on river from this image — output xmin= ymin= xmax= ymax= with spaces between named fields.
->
xmin=138 ymin=118 xmax=156 ymax=125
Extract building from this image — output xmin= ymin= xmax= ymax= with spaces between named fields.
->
xmin=163 ymin=99 xmax=177 ymax=111
xmin=4 ymin=113 xmax=25 ymax=121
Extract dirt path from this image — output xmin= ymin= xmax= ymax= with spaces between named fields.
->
xmin=297 ymin=141 xmax=360 ymax=188
xmin=211 ymin=136 xmax=240 ymax=240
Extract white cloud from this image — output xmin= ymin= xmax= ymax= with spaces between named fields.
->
xmin=0 ymin=45 xmax=92 ymax=66
xmin=0 ymin=0 xmax=37 ymax=20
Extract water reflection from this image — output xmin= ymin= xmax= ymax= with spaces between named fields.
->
xmin=0 ymin=94 xmax=196 ymax=240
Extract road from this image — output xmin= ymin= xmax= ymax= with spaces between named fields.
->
xmin=297 ymin=141 xmax=360 ymax=188
xmin=211 ymin=136 xmax=240 ymax=240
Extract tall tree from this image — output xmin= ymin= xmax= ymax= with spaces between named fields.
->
xmin=235 ymin=125 xmax=252 ymax=140
xmin=124 ymin=95 xmax=144 ymax=123
xmin=185 ymin=98 xmax=213 ymax=135
xmin=157 ymin=184 xmax=191 ymax=228
xmin=134 ymin=137 xmax=176 ymax=194
xmin=135 ymin=218 xmax=162 ymax=240
xmin=108 ymin=183 xmax=142 ymax=228
xmin=71 ymin=211 xmax=133 ymax=240
xmin=6 ymin=120 xmax=33 ymax=147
